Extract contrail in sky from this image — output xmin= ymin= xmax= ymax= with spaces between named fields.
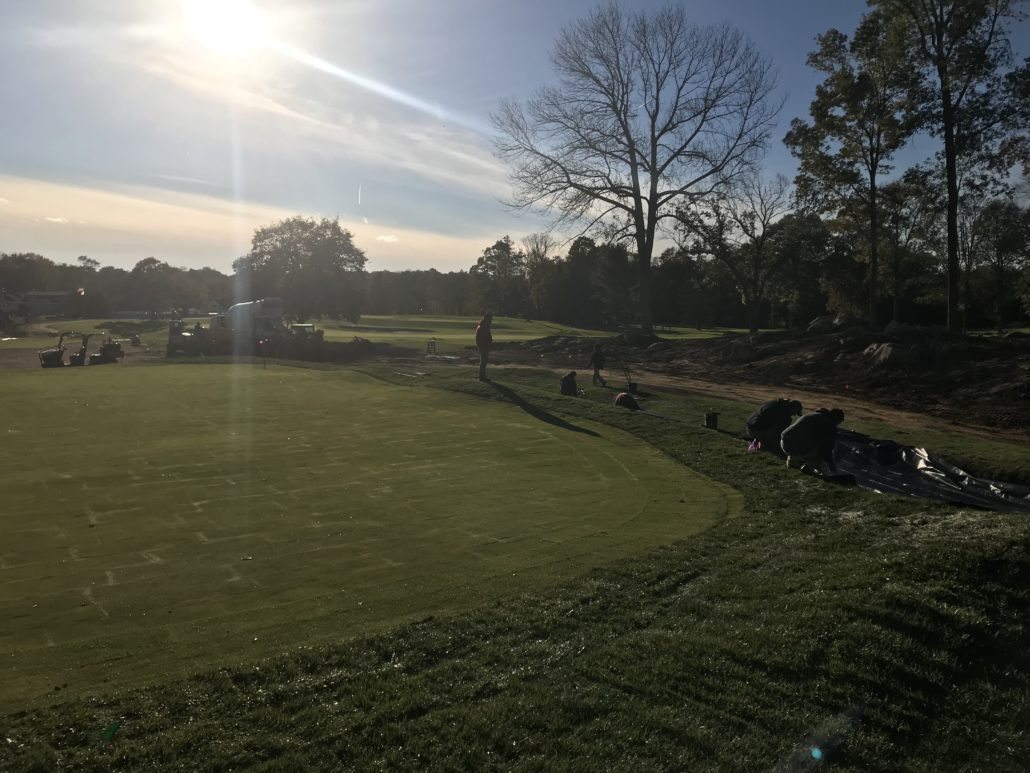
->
xmin=271 ymin=42 xmax=489 ymax=135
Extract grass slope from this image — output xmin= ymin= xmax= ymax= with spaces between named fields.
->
xmin=2 ymin=314 xmax=738 ymax=360
xmin=2 ymin=365 xmax=1029 ymax=771
xmin=0 ymin=364 xmax=734 ymax=713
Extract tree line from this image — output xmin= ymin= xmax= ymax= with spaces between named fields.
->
xmin=3 ymin=1 xmax=1029 ymax=333
xmin=3 ymin=199 xmax=1028 ymax=332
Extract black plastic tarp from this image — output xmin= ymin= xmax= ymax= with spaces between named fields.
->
xmin=834 ymin=429 xmax=1030 ymax=514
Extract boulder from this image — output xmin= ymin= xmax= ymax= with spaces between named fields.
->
xmin=864 ymin=342 xmax=919 ymax=368
xmin=807 ymin=315 xmax=835 ymax=334
xmin=833 ymin=313 xmax=863 ymax=329
xmin=884 ymin=319 xmax=906 ymax=337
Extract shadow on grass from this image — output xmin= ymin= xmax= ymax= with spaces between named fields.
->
xmin=488 ymin=381 xmax=601 ymax=437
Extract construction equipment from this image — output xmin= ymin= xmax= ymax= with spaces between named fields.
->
xmin=167 ymin=299 xmax=325 ymax=360
xmin=38 ymin=332 xmax=75 ymax=368
xmin=67 ymin=333 xmax=92 ymax=366
xmin=89 ymin=337 xmax=125 ymax=365
xmin=39 ymin=333 xmax=125 ymax=368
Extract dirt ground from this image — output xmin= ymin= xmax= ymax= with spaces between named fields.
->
xmin=493 ymin=326 xmax=1030 ymax=440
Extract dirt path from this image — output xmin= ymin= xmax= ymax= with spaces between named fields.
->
xmin=508 ymin=361 xmax=1025 ymax=444
xmin=628 ymin=369 xmax=1029 ymax=444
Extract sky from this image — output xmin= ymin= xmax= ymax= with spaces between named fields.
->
xmin=1 ymin=0 xmax=1026 ymax=274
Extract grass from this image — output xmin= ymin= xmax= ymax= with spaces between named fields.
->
xmin=2 ymin=363 xmax=1029 ymax=771
xmin=0 ymin=364 xmax=735 ymax=714
xmin=2 ymin=314 xmax=741 ymax=357
xmin=0 ymin=319 xmax=175 ymax=352
xmin=320 ymin=314 xmax=606 ymax=353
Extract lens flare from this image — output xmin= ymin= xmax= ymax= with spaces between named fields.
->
xmin=177 ymin=0 xmax=269 ymax=58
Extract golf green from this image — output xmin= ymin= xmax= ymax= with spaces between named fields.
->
xmin=0 ymin=364 xmax=738 ymax=710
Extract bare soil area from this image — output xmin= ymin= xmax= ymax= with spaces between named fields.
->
xmin=493 ymin=327 xmax=1030 ymax=438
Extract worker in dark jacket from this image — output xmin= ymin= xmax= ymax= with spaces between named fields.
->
xmin=475 ymin=313 xmax=493 ymax=381
xmin=614 ymin=392 xmax=640 ymax=410
xmin=781 ymin=408 xmax=845 ymax=473
xmin=746 ymin=398 xmax=802 ymax=451
xmin=559 ymin=371 xmax=579 ymax=396
xmin=588 ymin=343 xmax=607 ymax=386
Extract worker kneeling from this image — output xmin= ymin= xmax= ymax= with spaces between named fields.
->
xmin=559 ymin=371 xmax=580 ymax=396
xmin=746 ymin=398 xmax=802 ymax=452
xmin=780 ymin=408 xmax=844 ymax=474
xmin=614 ymin=391 xmax=640 ymax=410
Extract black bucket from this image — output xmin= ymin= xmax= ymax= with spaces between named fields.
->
xmin=704 ymin=411 xmax=719 ymax=430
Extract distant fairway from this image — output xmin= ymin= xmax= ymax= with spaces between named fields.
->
xmin=0 ymin=363 xmax=737 ymax=710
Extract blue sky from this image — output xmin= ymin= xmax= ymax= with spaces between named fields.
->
xmin=1 ymin=1 xmax=1025 ymax=273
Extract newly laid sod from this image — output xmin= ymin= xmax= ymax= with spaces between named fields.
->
xmin=0 ymin=364 xmax=736 ymax=712
xmin=3 ymin=364 xmax=1029 ymax=771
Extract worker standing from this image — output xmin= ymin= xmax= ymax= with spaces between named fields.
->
xmin=475 ymin=312 xmax=493 ymax=381
xmin=588 ymin=343 xmax=607 ymax=386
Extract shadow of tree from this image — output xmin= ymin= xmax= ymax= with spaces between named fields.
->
xmin=488 ymin=381 xmax=601 ymax=437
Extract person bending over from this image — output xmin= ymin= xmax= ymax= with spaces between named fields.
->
xmin=746 ymin=398 xmax=802 ymax=452
xmin=780 ymin=408 xmax=844 ymax=473
xmin=614 ymin=391 xmax=640 ymax=410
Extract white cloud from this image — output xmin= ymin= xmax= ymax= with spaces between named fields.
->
xmin=149 ymin=174 xmax=220 ymax=188
xmin=132 ymin=43 xmax=510 ymax=199
xmin=0 ymin=197 xmax=10 ymax=204
xmin=0 ymin=175 xmax=494 ymax=272
xmin=45 ymin=216 xmax=69 ymax=224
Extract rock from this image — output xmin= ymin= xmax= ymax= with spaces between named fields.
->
xmin=833 ymin=313 xmax=863 ymax=329
xmin=730 ymin=343 xmax=756 ymax=363
xmin=864 ymin=342 xmax=919 ymax=368
xmin=807 ymin=315 xmax=834 ymax=334
xmin=884 ymin=319 xmax=906 ymax=337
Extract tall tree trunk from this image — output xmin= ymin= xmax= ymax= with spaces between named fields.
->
xmin=868 ymin=178 xmax=880 ymax=330
xmin=747 ymin=297 xmax=758 ymax=333
xmin=637 ymin=258 xmax=653 ymax=335
xmin=941 ymin=85 xmax=962 ymax=333
xmin=962 ymin=260 xmax=971 ymax=332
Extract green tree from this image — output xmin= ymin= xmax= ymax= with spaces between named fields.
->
xmin=879 ymin=169 xmax=939 ymax=323
xmin=493 ymin=2 xmax=780 ymax=334
xmin=0 ymin=253 xmax=57 ymax=294
xmin=764 ymin=213 xmax=835 ymax=329
xmin=469 ymin=236 xmax=528 ymax=316
xmin=785 ymin=10 xmax=919 ymax=329
xmin=235 ymin=216 xmax=367 ymax=321
xmin=972 ymin=200 xmax=1030 ymax=327
xmin=870 ymin=0 xmax=1025 ymax=331
xmin=1000 ymin=58 xmax=1030 ymax=177
xmin=128 ymin=257 xmax=175 ymax=317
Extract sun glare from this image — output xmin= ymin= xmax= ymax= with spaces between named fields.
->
xmin=177 ymin=0 xmax=270 ymax=58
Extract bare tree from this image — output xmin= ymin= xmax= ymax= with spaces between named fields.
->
xmin=521 ymin=232 xmax=558 ymax=263
xmin=493 ymin=2 xmax=780 ymax=333
xmin=677 ymin=173 xmax=792 ymax=332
